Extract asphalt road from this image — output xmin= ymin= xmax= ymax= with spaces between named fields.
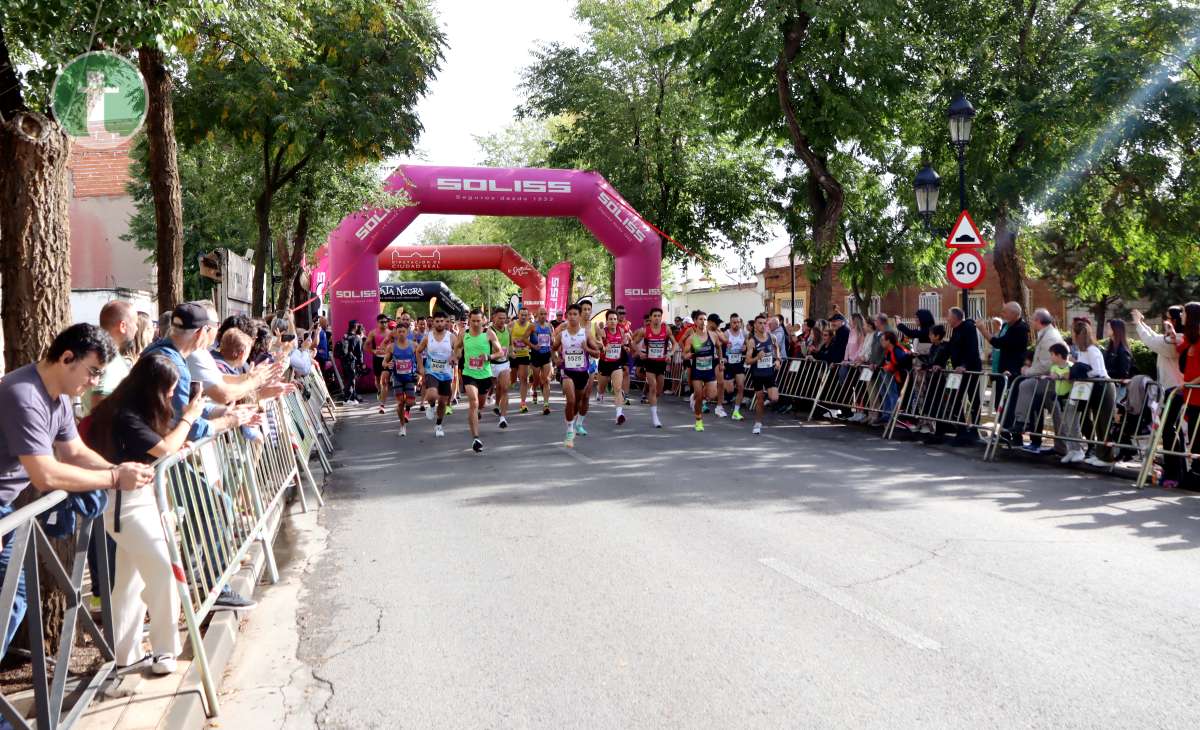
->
xmin=292 ymin=387 xmax=1200 ymax=729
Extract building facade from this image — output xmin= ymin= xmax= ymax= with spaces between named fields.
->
xmin=760 ymin=248 xmax=1068 ymax=325
xmin=669 ymin=281 xmax=764 ymax=322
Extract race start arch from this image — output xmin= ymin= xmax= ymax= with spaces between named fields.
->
xmin=326 ymin=165 xmax=663 ymax=336
xmin=377 ymin=244 xmax=545 ymax=312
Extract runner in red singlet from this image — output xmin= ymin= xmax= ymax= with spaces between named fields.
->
xmin=596 ymin=311 xmax=631 ymax=425
xmin=630 ymin=307 xmax=675 ymax=429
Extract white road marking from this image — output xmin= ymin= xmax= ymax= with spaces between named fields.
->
xmin=759 ymin=557 xmax=942 ymax=652
xmin=561 ymin=446 xmax=595 ymax=464
xmin=827 ymin=449 xmax=870 ymax=462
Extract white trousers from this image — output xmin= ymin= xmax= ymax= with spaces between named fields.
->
xmin=105 ymin=504 xmax=182 ymax=666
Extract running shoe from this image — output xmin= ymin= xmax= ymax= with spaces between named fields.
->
xmin=419 ymin=404 xmax=426 ymax=412
xmin=564 ymin=430 xmax=576 ymax=448
xmin=426 ymin=407 xmax=435 ymax=421
xmin=702 ymin=401 xmax=710 ymax=414
xmin=472 ymin=438 xmax=484 ymax=453
xmin=752 ymin=422 xmax=762 ymax=435
xmin=653 ymin=420 xmax=663 ymax=429
xmin=498 ymin=417 xmax=508 ymax=429
xmin=446 ymin=404 xmax=455 ymax=415
xmin=575 ymin=423 xmax=588 ymax=436
xmin=617 ymin=413 xmax=626 ymax=425
xmin=694 ymin=419 xmax=704 ymax=432
xmin=624 ymin=398 xmax=631 ymax=406
xmin=435 ymin=425 xmax=445 ymax=438
xmin=520 ymin=405 xmax=529 ymax=414
xmin=398 ymin=424 xmax=407 ymax=437
xmin=493 ymin=407 xmax=501 ymax=416
xmin=378 ymin=405 xmax=385 ymax=414
xmin=542 ymin=406 xmax=551 ymax=416
xmin=714 ymin=405 xmax=728 ymax=418
xmin=731 ymin=409 xmax=744 ymax=421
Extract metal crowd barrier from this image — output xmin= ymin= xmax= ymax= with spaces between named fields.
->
xmin=0 ymin=492 xmax=115 ymax=730
xmin=895 ymin=368 xmax=1010 ymax=446
xmin=811 ymin=361 xmax=911 ymax=438
xmin=1136 ymin=384 xmax=1196 ymax=488
xmin=774 ymin=357 xmax=832 ymax=417
xmin=296 ymin=373 xmax=336 ymax=459
xmin=154 ymin=394 xmax=328 ymax=717
xmin=988 ymin=375 xmax=1161 ymax=468
xmin=302 ymin=369 xmax=338 ymax=429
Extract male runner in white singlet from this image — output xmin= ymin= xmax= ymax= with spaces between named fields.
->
xmin=553 ymin=304 xmax=602 ymax=447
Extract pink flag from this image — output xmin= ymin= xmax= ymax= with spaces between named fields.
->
xmin=545 ymin=261 xmax=573 ymax=318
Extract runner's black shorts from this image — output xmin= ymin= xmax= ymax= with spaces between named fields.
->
xmin=530 ymin=350 xmax=552 ymax=367
xmin=691 ymin=369 xmax=717 ymax=384
xmin=640 ymin=359 xmax=667 ymax=375
xmin=563 ymin=370 xmax=591 ymax=391
xmin=511 ymin=355 xmax=531 ymax=367
xmin=426 ymin=378 xmax=453 ymax=397
xmin=598 ymin=359 xmax=624 ymax=376
xmin=463 ymin=375 xmax=493 ymax=393
xmin=391 ymin=374 xmax=417 ymax=396
xmin=723 ymin=363 xmax=745 ymax=379
xmin=749 ymin=372 xmax=777 ymax=391
xmin=372 ymin=355 xmax=386 ymax=376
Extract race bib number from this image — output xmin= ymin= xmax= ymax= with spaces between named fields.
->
xmin=758 ymin=354 xmax=774 ymax=370
xmin=1070 ymin=381 xmax=1094 ymax=401
xmin=945 ymin=373 xmax=962 ymax=390
xmin=469 ymin=355 xmax=486 ymax=369
xmin=648 ymin=342 xmax=665 ymax=359
xmin=605 ymin=343 xmax=622 ymax=360
xmin=859 ymin=367 xmax=875 ymax=382
xmin=430 ymin=358 xmax=449 ymax=375
xmin=537 ymin=334 xmax=551 ymax=349
xmin=788 ymin=359 xmax=800 ymax=373
xmin=695 ymin=355 xmax=713 ymax=371
xmin=564 ymin=351 xmax=585 ymax=369
xmin=726 ymin=352 xmax=743 ymax=364
xmin=396 ymin=359 xmax=413 ymax=375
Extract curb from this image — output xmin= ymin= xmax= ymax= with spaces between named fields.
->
xmin=158 ymin=505 xmax=285 ymax=729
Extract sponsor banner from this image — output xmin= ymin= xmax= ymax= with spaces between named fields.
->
xmin=597 ymin=186 xmax=648 ymax=244
xmin=545 ymin=261 xmax=574 ymax=317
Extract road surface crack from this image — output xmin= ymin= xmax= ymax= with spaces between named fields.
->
xmin=839 ymin=540 xmax=952 ymax=588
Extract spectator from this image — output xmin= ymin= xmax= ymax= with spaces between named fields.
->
xmin=249 ymin=325 xmax=274 ymax=365
xmin=140 ymin=304 xmax=259 ymax=610
xmin=131 ymin=311 xmax=154 ymax=358
xmin=1006 ymin=308 xmax=1067 ymax=451
xmin=338 ymin=320 xmax=365 ymax=404
xmin=1048 ymin=343 xmax=1084 ymax=464
xmin=897 ymin=309 xmax=935 ymax=354
xmin=828 ymin=313 xmax=850 ymax=363
xmin=213 ymin=329 xmax=253 ymax=376
xmin=1103 ymin=319 xmax=1133 ymax=380
xmin=878 ymin=331 xmax=911 ymax=424
xmin=0 ymin=324 xmax=154 ymax=655
xmin=1162 ymin=302 xmax=1200 ymax=488
xmin=945 ymin=307 xmax=983 ymax=372
xmin=846 ymin=313 xmax=867 ymax=363
xmin=1131 ymin=308 xmax=1182 ymax=389
xmin=866 ymin=314 xmax=888 ymax=366
xmin=769 ymin=315 xmax=789 ymax=359
xmin=87 ymin=354 xmax=207 ymax=674
xmin=154 ymin=311 xmax=173 ymax=341
xmin=978 ymin=302 xmax=1030 ymax=380
xmin=189 ymin=305 xmax=281 ymax=406
xmin=289 ymin=331 xmax=316 ymax=376
xmin=82 ymin=300 xmax=139 ymax=415
xmin=1069 ymin=319 xmax=1116 ymax=468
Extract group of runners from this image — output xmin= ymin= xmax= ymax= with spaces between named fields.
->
xmin=358 ymin=303 xmax=786 ymax=451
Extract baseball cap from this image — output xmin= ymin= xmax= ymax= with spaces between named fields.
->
xmin=171 ymin=302 xmax=212 ymax=329
xmin=830 ymin=313 xmax=846 ymax=322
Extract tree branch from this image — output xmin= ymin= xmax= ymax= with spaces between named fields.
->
xmin=275 ymin=127 xmax=327 ymax=190
xmin=0 ymin=21 xmax=28 ymax=121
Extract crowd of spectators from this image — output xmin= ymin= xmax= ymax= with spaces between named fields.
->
xmin=0 ymin=299 xmax=323 ymax=676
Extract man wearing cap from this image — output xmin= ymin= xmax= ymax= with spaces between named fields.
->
xmin=828 ymin=313 xmax=850 ymax=364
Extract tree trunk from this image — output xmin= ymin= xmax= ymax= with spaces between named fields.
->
xmin=1092 ymin=299 xmax=1109 ymax=333
xmin=138 ymin=46 xmax=184 ymax=313
xmin=0 ymin=112 xmax=73 ymax=368
xmin=277 ymin=181 xmax=314 ymax=316
xmin=806 ymin=171 xmax=835 ymax=320
xmin=993 ymin=205 xmax=1025 ymax=307
xmin=0 ymin=112 xmax=75 ymax=650
xmin=252 ymin=191 xmax=272 ymax=316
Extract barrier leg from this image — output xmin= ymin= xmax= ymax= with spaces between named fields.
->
xmin=161 ymin=513 xmax=221 ymax=717
xmin=298 ymin=456 xmax=325 ymax=509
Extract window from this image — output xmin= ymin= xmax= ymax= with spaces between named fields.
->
xmin=777 ymin=298 xmax=804 ymax=321
xmin=845 ymin=296 xmax=881 ymax=317
xmin=917 ymin=292 xmax=941 ymax=317
xmin=968 ymin=292 xmax=986 ymax=321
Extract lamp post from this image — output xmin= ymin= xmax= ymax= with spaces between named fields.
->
xmin=914 ymin=93 xmax=977 ymax=315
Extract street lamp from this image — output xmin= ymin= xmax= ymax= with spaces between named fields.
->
xmin=913 ymin=163 xmax=941 ymax=225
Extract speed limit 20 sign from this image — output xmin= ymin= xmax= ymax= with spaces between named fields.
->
xmin=946 ymin=249 xmax=985 ymax=289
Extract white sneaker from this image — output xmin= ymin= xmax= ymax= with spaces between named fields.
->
xmin=1061 ymin=450 xmax=1085 ymax=464
xmin=150 ymin=654 xmax=177 ymax=676
xmin=425 ymin=407 xmax=434 ymax=421
xmin=1084 ymin=455 xmax=1112 ymax=468
xmin=849 ymin=412 xmax=866 ymax=423
xmin=498 ymin=417 xmax=508 ymax=430
xmin=434 ymin=425 xmax=445 ymax=438
xmin=398 ymin=424 xmax=406 ymax=437
xmin=714 ymin=405 xmax=728 ymax=418
xmin=752 ymin=422 xmax=763 ymax=434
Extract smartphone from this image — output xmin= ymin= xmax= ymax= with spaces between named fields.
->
xmin=189 ymin=381 xmax=202 ymax=400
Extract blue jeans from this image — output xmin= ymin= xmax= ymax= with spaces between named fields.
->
xmin=0 ymin=503 xmax=28 ymax=657
xmin=881 ymin=378 xmax=900 ymax=419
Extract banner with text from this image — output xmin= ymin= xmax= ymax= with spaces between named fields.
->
xmin=545 ymin=261 xmax=573 ymax=318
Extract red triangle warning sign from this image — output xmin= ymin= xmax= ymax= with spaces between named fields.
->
xmin=945 ymin=210 xmax=986 ymax=249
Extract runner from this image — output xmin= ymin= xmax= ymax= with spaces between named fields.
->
xmin=382 ymin=321 xmax=419 ymax=436
xmin=614 ymin=305 xmax=634 ymax=406
xmin=745 ymin=314 xmax=782 ymax=435
xmin=489 ymin=308 xmax=512 ymax=429
xmin=630 ymin=307 xmax=675 ymax=429
xmin=454 ymin=309 xmax=504 ymax=453
xmin=412 ymin=317 xmax=428 ymax=412
xmin=579 ymin=300 xmax=600 ymax=399
xmin=366 ymin=314 xmax=391 ymax=412
xmin=596 ymin=310 xmax=631 ymax=425
xmin=509 ymin=307 xmax=535 ymax=413
xmin=553 ymin=303 xmax=601 ymax=447
xmin=720 ymin=313 xmax=748 ymax=420
xmin=413 ymin=311 xmax=455 ymax=438
xmin=683 ymin=313 xmax=724 ymax=431
xmin=530 ymin=309 xmax=554 ymax=415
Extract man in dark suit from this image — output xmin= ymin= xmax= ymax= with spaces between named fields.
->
xmin=828 ymin=313 xmax=850 ymax=363
xmin=944 ymin=306 xmax=983 ymax=445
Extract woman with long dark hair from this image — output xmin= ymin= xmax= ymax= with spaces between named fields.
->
xmin=1103 ymin=319 xmax=1133 ymax=380
xmin=1162 ymin=302 xmax=1200 ymax=487
xmin=88 ymin=354 xmax=205 ymax=675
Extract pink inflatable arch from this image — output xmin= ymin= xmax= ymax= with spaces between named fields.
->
xmin=325 ymin=165 xmax=663 ymax=337
xmin=377 ymin=244 xmax=545 ymax=311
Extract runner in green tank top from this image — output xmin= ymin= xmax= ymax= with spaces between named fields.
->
xmin=454 ymin=309 xmax=502 ymax=453
xmin=489 ymin=309 xmax=513 ymax=428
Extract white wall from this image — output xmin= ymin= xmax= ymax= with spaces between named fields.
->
xmin=70 ymin=288 xmax=156 ymax=325
xmin=671 ymin=288 xmax=764 ymax=321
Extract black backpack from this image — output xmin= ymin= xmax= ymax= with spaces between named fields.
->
xmin=334 ymin=337 xmax=348 ymax=360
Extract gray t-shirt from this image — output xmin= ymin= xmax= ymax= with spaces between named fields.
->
xmin=0 ymin=363 xmax=80 ymax=506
